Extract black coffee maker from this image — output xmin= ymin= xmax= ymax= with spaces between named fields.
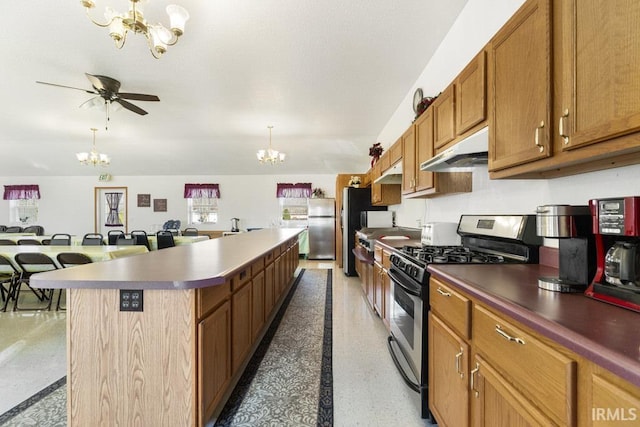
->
xmin=536 ymin=205 xmax=596 ymax=292
xmin=585 ymin=197 xmax=640 ymax=312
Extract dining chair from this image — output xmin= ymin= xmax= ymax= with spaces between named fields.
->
xmin=41 ymin=239 xmax=51 ymax=245
xmin=13 ymin=253 xmax=58 ymax=311
xmin=183 ymin=227 xmax=198 ymax=236
xmin=0 ymin=239 xmax=17 ymax=245
xmin=116 ymin=237 xmax=136 ymax=245
xmin=50 ymin=233 xmax=72 ymax=246
xmin=82 ymin=233 xmax=104 ymax=246
xmin=55 ymin=252 xmax=93 ymax=310
xmin=166 ymin=228 xmax=180 ymax=236
xmin=4 ymin=226 xmax=23 ymax=233
xmin=0 ymin=254 xmax=20 ymax=312
xmin=131 ymin=230 xmax=150 ymax=251
xmin=0 ymin=225 xmax=6 ymax=232
xmin=23 ymin=225 xmax=45 ymax=235
xmin=156 ymin=231 xmax=176 ymax=249
xmin=17 ymin=239 xmax=42 ymax=245
xmin=107 ymin=230 xmax=125 ymax=245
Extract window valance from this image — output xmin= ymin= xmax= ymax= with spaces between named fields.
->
xmin=276 ymin=183 xmax=312 ymax=198
xmin=184 ymin=183 xmax=220 ymax=199
xmin=3 ymin=185 xmax=41 ymax=200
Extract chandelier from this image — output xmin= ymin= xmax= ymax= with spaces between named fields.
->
xmin=81 ymin=0 xmax=189 ymax=59
xmin=77 ymin=128 xmax=111 ymax=167
xmin=256 ymin=126 xmax=286 ymax=164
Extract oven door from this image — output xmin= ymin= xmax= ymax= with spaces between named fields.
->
xmin=387 ymin=267 xmax=423 ymax=391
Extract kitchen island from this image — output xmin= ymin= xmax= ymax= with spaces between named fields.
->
xmin=427 ymin=263 xmax=640 ymax=426
xmin=32 ymin=228 xmax=303 ymax=427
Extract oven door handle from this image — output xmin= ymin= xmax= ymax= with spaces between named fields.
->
xmin=388 ymin=268 xmax=422 ymax=297
xmin=387 ymin=335 xmax=420 ymax=393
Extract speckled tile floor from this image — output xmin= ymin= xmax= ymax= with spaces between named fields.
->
xmin=0 ymin=261 xmax=433 ymax=426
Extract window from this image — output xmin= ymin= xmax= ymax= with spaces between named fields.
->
xmin=4 ymin=185 xmax=40 ymax=225
xmin=277 ymin=183 xmax=311 ymax=220
xmin=184 ymin=184 xmax=220 ymax=225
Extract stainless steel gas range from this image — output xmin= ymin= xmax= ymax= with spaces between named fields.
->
xmin=386 ymin=214 xmax=541 ymax=421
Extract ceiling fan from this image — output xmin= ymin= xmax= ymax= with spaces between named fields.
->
xmin=36 ymin=73 xmax=160 ymax=126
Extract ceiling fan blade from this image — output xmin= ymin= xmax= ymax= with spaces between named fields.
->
xmin=115 ymin=99 xmax=148 ymax=115
xmin=85 ymin=73 xmax=120 ymax=93
xmin=118 ymin=93 xmax=160 ymax=102
xmin=36 ymin=81 xmax=96 ymax=95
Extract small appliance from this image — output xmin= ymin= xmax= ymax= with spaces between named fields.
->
xmin=231 ymin=217 xmax=240 ymax=232
xmin=360 ymin=211 xmax=394 ymax=228
xmin=421 ymin=222 xmax=460 ymax=246
xmin=535 ymin=205 xmax=596 ymax=292
xmin=585 ymin=197 xmax=640 ymax=312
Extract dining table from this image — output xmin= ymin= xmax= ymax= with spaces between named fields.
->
xmin=0 ymin=234 xmax=209 ymax=250
xmin=0 ymin=245 xmax=149 ymax=270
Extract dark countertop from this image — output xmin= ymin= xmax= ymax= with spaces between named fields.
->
xmin=427 ymin=263 xmax=640 ymax=389
xmin=31 ymin=228 xmax=303 ymax=290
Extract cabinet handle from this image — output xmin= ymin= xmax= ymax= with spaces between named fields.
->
xmin=534 ymin=121 xmax=545 ymax=152
xmin=495 ymin=324 xmax=526 ymax=345
xmin=470 ymin=363 xmax=480 ymax=398
xmin=455 ymin=349 xmax=464 ymax=378
xmin=559 ymin=109 xmax=570 ymax=144
xmin=436 ymin=287 xmax=451 ymax=297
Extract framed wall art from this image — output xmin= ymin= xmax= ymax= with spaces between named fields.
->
xmin=154 ymin=199 xmax=167 ymax=212
xmin=137 ymin=194 xmax=151 ymax=207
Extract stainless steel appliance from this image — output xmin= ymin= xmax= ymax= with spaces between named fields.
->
xmin=360 ymin=211 xmax=393 ymax=228
xmin=231 ymin=217 xmax=240 ymax=232
xmin=342 ymin=187 xmax=386 ymax=276
xmin=307 ymin=198 xmax=336 ymax=260
xmin=585 ymin=197 xmax=640 ymax=312
xmin=386 ymin=214 xmax=541 ymax=420
xmin=536 ymin=205 xmax=595 ymax=293
xmin=355 ymin=227 xmax=421 ymax=253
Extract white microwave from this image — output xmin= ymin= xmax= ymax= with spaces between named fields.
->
xmin=360 ymin=211 xmax=393 ymax=228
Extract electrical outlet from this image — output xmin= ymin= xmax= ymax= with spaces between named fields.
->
xmin=120 ymin=289 xmax=143 ymax=312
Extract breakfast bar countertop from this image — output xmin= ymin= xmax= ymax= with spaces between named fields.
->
xmin=427 ymin=263 xmax=640 ymax=389
xmin=31 ymin=228 xmax=303 ymax=291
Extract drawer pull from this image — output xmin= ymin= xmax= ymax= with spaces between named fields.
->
xmin=470 ymin=363 xmax=480 ymax=398
xmin=436 ymin=287 xmax=451 ymax=297
xmin=495 ymin=325 xmax=526 ymax=345
xmin=559 ymin=109 xmax=570 ymax=144
xmin=455 ymin=349 xmax=464 ymax=378
xmin=534 ymin=121 xmax=545 ymax=152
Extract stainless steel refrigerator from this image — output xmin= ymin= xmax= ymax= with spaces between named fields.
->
xmin=307 ymin=198 xmax=336 ymax=260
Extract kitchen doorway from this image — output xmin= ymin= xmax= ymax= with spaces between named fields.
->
xmin=94 ymin=186 xmax=128 ymax=235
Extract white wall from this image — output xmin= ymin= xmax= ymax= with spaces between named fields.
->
xmin=0 ymin=174 xmax=336 ymax=235
xmin=379 ymin=0 xmax=640 ymax=229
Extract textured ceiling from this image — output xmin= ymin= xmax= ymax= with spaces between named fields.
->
xmin=0 ymin=0 xmax=468 ymax=176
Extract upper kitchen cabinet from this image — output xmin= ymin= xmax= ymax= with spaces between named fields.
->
xmin=559 ymin=0 xmax=640 ymax=151
xmin=455 ymin=50 xmax=487 ymax=137
xmin=433 ymin=84 xmax=456 ymax=150
xmin=371 ymin=160 xmax=401 ymax=206
xmin=490 ymin=0 xmax=640 ymax=178
xmin=488 ymin=0 xmax=552 ymax=172
xmin=403 ymin=108 xmax=472 ymax=198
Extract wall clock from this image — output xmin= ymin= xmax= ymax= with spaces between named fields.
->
xmin=413 ymin=88 xmax=423 ymax=113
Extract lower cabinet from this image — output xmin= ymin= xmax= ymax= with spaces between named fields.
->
xmin=198 ymin=300 xmax=231 ymax=425
xmin=231 ymin=281 xmax=252 ymax=372
xmin=251 ymin=270 xmax=265 ymax=341
xmin=264 ymin=262 xmax=275 ymax=316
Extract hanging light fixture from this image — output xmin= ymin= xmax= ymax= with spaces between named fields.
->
xmin=80 ymin=0 xmax=189 ymax=59
xmin=77 ymin=128 xmax=111 ymax=167
xmin=256 ymin=126 xmax=286 ymax=164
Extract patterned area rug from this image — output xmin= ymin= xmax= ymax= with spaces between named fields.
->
xmin=0 ymin=268 xmax=333 ymax=427
xmin=215 ymin=268 xmax=333 ymax=427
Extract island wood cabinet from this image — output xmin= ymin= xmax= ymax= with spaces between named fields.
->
xmin=489 ymin=0 xmax=640 ymax=179
xmin=429 ymin=276 xmax=576 ymax=426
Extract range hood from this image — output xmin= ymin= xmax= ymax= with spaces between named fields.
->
xmin=373 ymin=161 xmax=402 ymax=184
xmin=420 ymin=127 xmax=488 ymax=172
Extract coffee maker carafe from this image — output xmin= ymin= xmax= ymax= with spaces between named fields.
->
xmin=535 ymin=205 xmax=595 ymax=292
xmin=585 ymin=197 xmax=640 ymax=312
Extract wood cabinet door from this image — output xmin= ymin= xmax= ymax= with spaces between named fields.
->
xmin=471 ymin=355 xmax=553 ymax=427
xmin=559 ymin=0 xmax=640 ymax=150
xmin=371 ymin=163 xmax=382 ymax=204
xmin=264 ymin=262 xmax=275 ymax=318
xmin=429 ymin=313 xmax=470 ymax=427
xmin=231 ymin=282 xmax=252 ymax=372
xmin=402 ymin=125 xmax=417 ymax=194
xmin=414 ymin=108 xmax=435 ymax=192
xmin=251 ymin=270 xmax=265 ymax=340
xmin=489 ymin=0 xmax=552 ymax=171
xmin=456 ymin=50 xmax=487 ymax=135
xmin=373 ymin=262 xmax=383 ymax=315
xmin=198 ymin=300 xmax=231 ymax=425
xmin=382 ymin=269 xmax=391 ymax=331
xmin=433 ymin=84 xmax=456 ymax=150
